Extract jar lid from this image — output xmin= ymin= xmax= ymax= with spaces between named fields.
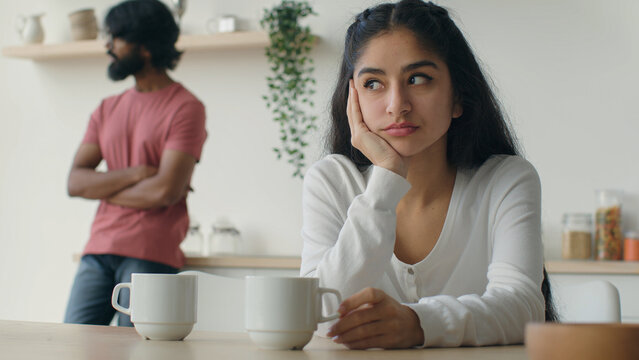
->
xmin=211 ymin=217 xmax=240 ymax=233
xmin=188 ymin=217 xmax=200 ymax=230
xmin=625 ymin=231 xmax=639 ymax=239
xmin=562 ymin=213 xmax=592 ymax=222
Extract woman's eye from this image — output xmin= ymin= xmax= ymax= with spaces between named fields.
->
xmin=364 ymin=80 xmax=381 ymax=90
xmin=409 ymin=74 xmax=431 ymax=85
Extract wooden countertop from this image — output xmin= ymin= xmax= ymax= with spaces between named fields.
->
xmin=183 ymin=256 xmax=639 ymax=274
xmin=74 ymin=254 xmax=639 ymax=274
xmin=0 ymin=320 xmax=528 ymax=360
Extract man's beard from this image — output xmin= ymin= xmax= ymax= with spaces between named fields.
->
xmin=107 ymin=47 xmax=145 ymax=81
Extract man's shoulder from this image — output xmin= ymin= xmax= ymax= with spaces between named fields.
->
xmin=100 ymin=83 xmax=202 ymax=105
xmin=100 ymin=87 xmax=134 ymax=104
xmin=168 ymin=83 xmax=204 ymax=107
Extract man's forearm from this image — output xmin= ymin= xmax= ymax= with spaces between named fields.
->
xmin=67 ymin=167 xmax=143 ymax=200
xmin=107 ymin=176 xmax=185 ymax=210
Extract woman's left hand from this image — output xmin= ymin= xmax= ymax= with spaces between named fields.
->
xmin=326 ymin=287 xmax=424 ymax=349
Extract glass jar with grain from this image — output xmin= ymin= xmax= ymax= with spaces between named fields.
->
xmin=562 ymin=213 xmax=593 ymax=259
xmin=595 ymin=189 xmax=623 ymax=260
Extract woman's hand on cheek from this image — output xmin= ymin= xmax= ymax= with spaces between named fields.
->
xmin=348 ymin=80 xmax=407 ymax=178
xmin=326 ymin=287 xmax=424 ymax=349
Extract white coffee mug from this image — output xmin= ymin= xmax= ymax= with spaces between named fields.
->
xmin=245 ymin=276 xmax=341 ymax=350
xmin=112 ymin=273 xmax=197 ymax=341
xmin=206 ymin=15 xmax=236 ymax=33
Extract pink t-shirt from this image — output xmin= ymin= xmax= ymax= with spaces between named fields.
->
xmin=81 ymin=82 xmax=206 ymax=269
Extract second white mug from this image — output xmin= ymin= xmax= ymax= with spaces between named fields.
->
xmin=245 ymin=276 xmax=341 ymax=350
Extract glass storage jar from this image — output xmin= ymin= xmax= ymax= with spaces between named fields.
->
xmin=181 ymin=220 xmax=204 ymax=256
xmin=594 ymin=189 xmax=623 ymax=260
xmin=561 ymin=213 xmax=593 ymax=260
xmin=208 ymin=218 xmax=242 ymax=255
xmin=624 ymin=231 xmax=639 ymax=261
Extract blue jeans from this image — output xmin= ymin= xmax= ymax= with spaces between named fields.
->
xmin=64 ymin=254 xmax=178 ymax=326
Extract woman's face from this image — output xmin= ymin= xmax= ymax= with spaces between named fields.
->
xmin=352 ymin=27 xmax=462 ymax=159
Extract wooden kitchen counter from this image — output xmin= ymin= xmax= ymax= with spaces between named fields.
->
xmin=74 ymin=253 xmax=639 ymax=274
xmin=0 ymin=320 xmax=528 ymax=360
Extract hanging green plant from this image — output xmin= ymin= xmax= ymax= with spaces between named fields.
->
xmin=261 ymin=0 xmax=317 ymax=178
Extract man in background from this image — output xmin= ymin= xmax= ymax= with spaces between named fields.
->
xmin=64 ymin=0 xmax=207 ymax=326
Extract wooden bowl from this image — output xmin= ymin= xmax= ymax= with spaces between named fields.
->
xmin=526 ymin=323 xmax=639 ymax=360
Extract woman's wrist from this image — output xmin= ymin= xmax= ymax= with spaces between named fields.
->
xmin=404 ymin=305 xmax=425 ymax=347
xmin=376 ymin=159 xmax=407 ymax=178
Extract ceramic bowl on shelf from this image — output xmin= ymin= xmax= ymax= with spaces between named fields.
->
xmin=525 ymin=323 xmax=639 ymax=360
xmin=68 ymin=8 xmax=98 ymax=41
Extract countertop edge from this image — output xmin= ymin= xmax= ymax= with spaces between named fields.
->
xmin=72 ymin=254 xmax=639 ymax=274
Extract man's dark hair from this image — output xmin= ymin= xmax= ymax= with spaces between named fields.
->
xmin=105 ymin=0 xmax=182 ymax=70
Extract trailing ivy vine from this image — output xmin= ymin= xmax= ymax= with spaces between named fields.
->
xmin=261 ymin=0 xmax=317 ymax=178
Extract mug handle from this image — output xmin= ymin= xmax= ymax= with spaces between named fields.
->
xmin=318 ymin=287 xmax=342 ymax=322
xmin=15 ymin=15 xmax=26 ymax=34
xmin=111 ymin=282 xmax=132 ymax=316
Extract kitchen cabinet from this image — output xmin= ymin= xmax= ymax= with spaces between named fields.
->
xmin=182 ymin=254 xmax=300 ymax=278
xmin=547 ymin=260 xmax=639 ymax=323
xmin=187 ymin=258 xmax=639 ymax=322
xmin=2 ymin=31 xmax=268 ymax=60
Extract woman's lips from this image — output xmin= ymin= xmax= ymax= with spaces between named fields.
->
xmin=383 ymin=123 xmax=419 ymax=136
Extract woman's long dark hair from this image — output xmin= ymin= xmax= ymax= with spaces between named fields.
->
xmin=328 ymin=0 xmax=557 ymax=322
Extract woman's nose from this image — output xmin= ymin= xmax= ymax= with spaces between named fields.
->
xmin=385 ymin=85 xmax=411 ymax=117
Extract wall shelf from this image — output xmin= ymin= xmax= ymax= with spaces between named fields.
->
xmin=184 ymin=255 xmax=301 ymax=269
xmin=73 ymin=253 xmax=301 ymax=269
xmin=2 ymin=31 xmax=269 ymax=61
xmin=546 ymin=260 xmax=639 ymax=275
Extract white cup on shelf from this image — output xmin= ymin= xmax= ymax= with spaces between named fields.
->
xmin=206 ymin=15 xmax=236 ymax=33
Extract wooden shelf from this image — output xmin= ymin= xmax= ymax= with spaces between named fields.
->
xmin=184 ymin=255 xmax=301 ymax=269
xmin=546 ymin=260 xmax=639 ymax=275
xmin=2 ymin=31 xmax=268 ymax=61
xmin=72 ymin=254 xmax=639 ymax=274
xmin=72 ymin=253 xmax=301 ymax=269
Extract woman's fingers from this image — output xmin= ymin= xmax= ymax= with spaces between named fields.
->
xmin=347 ymin=79 xmax=407 ymax=177
xmin=327 ymin=303 xmax=377 ymax=338
xmin=339 ymin=287 xmax=385 ymax=316
xmin=328 ymin=288 xmax=425 ymax=349
xmin=348 ymin=80 xmax=366 ymax=131
xmin=347 ymin=80 xmax=354 ymax=131
xmin=333 ymin=320 xmax=387 ymax=345
xmin=327 ymin=287 xmax=386 ymax=337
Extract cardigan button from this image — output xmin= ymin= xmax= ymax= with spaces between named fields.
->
xmin=407 ymin=268 xmax=414 ymax=275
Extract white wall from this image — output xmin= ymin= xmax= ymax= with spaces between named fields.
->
xmin=0 ymin=0 xmax=637 ymax=322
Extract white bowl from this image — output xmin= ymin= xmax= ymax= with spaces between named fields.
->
xmin=526 ymin=323 xmax=639 ymax=360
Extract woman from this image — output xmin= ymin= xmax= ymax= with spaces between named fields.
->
xmin=300 ymin=0 xmax=557 ymax=350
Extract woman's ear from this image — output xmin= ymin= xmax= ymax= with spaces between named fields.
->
xmin=452 ymin=98 xmax=463 ymax=119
